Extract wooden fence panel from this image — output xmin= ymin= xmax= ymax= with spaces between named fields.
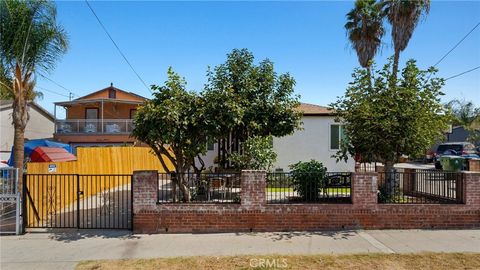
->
xmin=26 ymin=146 xmax=174 ymax=174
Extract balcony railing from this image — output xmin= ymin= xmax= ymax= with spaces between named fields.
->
xmin=55 ymin=119 xmax=134 ymax=134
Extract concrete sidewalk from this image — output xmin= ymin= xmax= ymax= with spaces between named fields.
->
xmin=1 ymin=229 xmax=479 ymax=270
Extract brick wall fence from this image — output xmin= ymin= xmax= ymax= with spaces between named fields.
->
xmin=133 ymin=170 xmax=480 ymax=234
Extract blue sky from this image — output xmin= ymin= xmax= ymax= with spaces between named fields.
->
xmin=39 ymin=1 xmax=480 ymax=118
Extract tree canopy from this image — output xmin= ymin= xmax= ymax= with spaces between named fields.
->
xmin=132 ymin=68 xmax=210 ymax=201
xmin=203 ymin=48 xmax=302 ymax=141
xmin=0 ymin=0 xmax=68 ymax=188
xmin=330 ymin=58 xmax=450 ymax=165
xmin=345 ymin=0 xmax=385 ymax=69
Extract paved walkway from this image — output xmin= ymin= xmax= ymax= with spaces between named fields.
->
xmin=1 ymin=229 xmax=479 ymax=270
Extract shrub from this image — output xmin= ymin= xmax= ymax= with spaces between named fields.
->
xmin=289 ymin=160 xmax=327 ymax=201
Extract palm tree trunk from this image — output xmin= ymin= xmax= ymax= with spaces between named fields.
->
xmin=366 ymin=66 xmax=373 ymax=90
xmin=12 ymin=96 xmax=28 ymax=197
xmin=390 ymin=50 xmax=401 ymax=88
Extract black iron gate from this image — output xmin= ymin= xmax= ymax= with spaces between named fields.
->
xmin=24 ymin=174 xmax=132 ymax=229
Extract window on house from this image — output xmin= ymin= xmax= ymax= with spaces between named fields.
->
xmin=129 ymin=109 xmax=137 ymax=119
xmin=85 ymin=108 xmax=98 ymax=119
xmin=206 ymin=137 xmax=215 ymax=151
xmin=330 ymin=124 xmax=345 ymax=150
xmin=109 ymin=89 xmax=116 ymax=99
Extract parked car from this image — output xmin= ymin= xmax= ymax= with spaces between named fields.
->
xmin=434 ymin=142 xmax=478 ymax=169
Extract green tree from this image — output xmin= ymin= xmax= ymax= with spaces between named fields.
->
xmin=203 ymin=48 xmax=302 ymax=168
xmin=330 ymin=59 xmax=450 ymax=193
xmin=345 ymin=0 xmax=385 ymax=79
xmin=0 ymin=0 xmax=68 ymax=188
xmin=229 ymin=135 xmax=277 ymax=170
xmin=383 ymin=0 xmax=430 ymax=82
xmin=132 ymin=68 xmax=210 ymax=202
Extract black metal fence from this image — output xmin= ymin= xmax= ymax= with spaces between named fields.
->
xmin=266 ymin=172 xmax=352 ymax=204
xmin=24 ymin=174 xmax=132 ymax=229
xmin=377 ymin=170 xmax=464 ymax=204
xmin=158 ymin=172 xmax=241 ymax=203
xmin=356 ymin=162 xmax=378 ymax=172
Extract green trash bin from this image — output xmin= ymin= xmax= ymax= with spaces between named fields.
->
xmin=439 ymin=156 xmax=465 ymax=171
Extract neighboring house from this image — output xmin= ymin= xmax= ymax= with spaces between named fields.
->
xmin=447 ymin=126 xmax=470 ymax=143
xmin=0 ymin=100 xmax=54 ymax=161
xmin=53 ymin=84 xmax=145 ymax=149
xmin=199 ymin=103 xmax=355 ymax=172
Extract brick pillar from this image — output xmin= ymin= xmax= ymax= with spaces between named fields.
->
xmin=352 ymin=172 xmax=378 ymax=207
xmin=462 ymin=172 xmax=480 ymax=206
xmin=468 ymin=159 xmax=480 ymax=172
xmin=132 ymin=170 xmax=158 ymax=213
xmin=241 ymin=170 xmax=266 ymax=209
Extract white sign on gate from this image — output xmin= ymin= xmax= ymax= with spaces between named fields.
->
xmin=48 ymin=164 xmax=57 ymax=173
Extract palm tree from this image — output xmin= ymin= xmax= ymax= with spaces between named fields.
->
xmin=0 ymin=0 xmax=68 ymax=190
xmin=447 ymin=99 xmax=480 ymax=128
xmin=383 ymin=0 xmax=430 ymax=83
xmin=345 ymin=0 xmax=386 ymax=76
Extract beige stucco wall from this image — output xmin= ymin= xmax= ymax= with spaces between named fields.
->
xmin=0 ymin=104 xmax=54 ymax=161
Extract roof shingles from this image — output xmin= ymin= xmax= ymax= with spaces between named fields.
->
xmin=297 ymin=103 xmax=335 ymax=115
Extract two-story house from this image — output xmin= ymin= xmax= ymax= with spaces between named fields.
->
xmin=53 ymin=84 xmax=145 ymax=149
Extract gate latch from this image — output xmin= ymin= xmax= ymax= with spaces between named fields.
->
xmin=78 ymin=191 xmax=84 ymax=196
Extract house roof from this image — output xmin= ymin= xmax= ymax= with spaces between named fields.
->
xmin=0 ymin=100 xmax=54 ymax=121
xmin=54 ymin=84 xmax=147 ymax=107
xmin=54 ymin=98 xmax=144 ymax=106
xmin=74 ymin=84 xmax=146 ymax=101
xmin=297 ymin=103 xmax=335 ymax=116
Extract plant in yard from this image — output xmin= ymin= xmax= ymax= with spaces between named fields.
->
xmin=132 ymin=68 xmax=210 ymax=202
xmin=330 ymin=59 xmax=451 ymax=196
xmin=203 ymin=48 xmax=302 ymax=168
xmin=0 ymin=0 xmax=69 ymax=190
xmin=229 ymin=135 xmax=277 ymax=170
xmin=289 ymin=160 xmax=327 ymax=201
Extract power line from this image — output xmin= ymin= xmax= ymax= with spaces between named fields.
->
xmin=432 ymin=22 xmax=480 ymax=68
xmin=84 ymin=0 xmax=151 ymax=93
xmin=37 ymin=86 xmax=70 ymax=98
xmin=445 ymin=66 xmax=480 ymax=81
xmin=41 ymin=76 xmax=74 ymax=94
xmin=40 ymin=76 xmax=77 ymax=99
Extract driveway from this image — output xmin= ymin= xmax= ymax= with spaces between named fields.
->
xmin=1 ymin=229 xmax=479 ymax=270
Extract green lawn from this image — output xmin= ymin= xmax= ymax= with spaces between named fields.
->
xmin=266 ymin=187 xmax=351 ymax=194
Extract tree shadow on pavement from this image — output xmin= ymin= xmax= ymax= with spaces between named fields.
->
xmin=42 ymin=229 xmax=140 ymax=243
xmin=235 ymin=230 xmax=359 ymax=242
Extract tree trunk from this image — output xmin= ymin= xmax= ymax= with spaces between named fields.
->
xmin=366 ymin=65 xmax=373 ymax=90
xmin=390 ymin=50 xmax=400 ymax=88
xmin=12 ymin=84 xmax=28 ymax=198
xmin=178 ymin=180 xmax=190 ymax=202
xmin=384 ymin=160 xmax=396 ymax=197
xmin=174 ymin=158 xmax=191 ymax=202
xmin=13 ymin=125 xmax=25 ymax=194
